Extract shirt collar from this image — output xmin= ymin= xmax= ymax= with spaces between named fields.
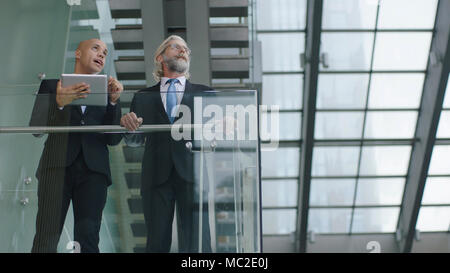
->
xmin=161 ymin=76 xmax=186 ymax=87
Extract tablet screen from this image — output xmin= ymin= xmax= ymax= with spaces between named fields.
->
xmin=61 ymin=74 xmax=108 ymax=106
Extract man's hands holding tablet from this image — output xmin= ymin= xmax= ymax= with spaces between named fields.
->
xmin=56 ymin=80 xmax=90 ymax=108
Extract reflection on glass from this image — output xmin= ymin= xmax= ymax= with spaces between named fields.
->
xmin=359 ymin=146 xmax=411 ymax=175
xmin=262 ymin=74 xmax=303 ymax=110
xmin=377 ymin=0 xmax=438 ymax=29
xmin=261 ymin=148 xmax=300 ymax=177
xmin=310 ymin=179 xmax=355 ymax=206
xmin=373 ymin=32 xmax=432 ymax=71
xmin=352 ymin=207 xmax=400 ymax=233
xmin=364 ymin=111 xmax=418 ymax=139
xmin=258 ymin=33 xmax=305 ymax=72
xmin=322 ymin=0 xmax=378 ymax=30
xmin=355 ymin=178 xmax=405 ymax=206
xmin=368 ymin=73 xmax=424 ymax=109
xmin=262 ymin=180 xmax=298 ymax=207
xmin=256 ymin=0 xmax=306 ymax=30
xmin=428 ymin=146 xmax=450 ymax=175
xmin=317 ymin=73 xmax=369 ymax=109
xmin=315 ymin=112 xmax=364 ymax=139
xmin=308 ymin=208 xmax=352 ymax=233
xmin=312 ymin=146 xmax=360 ymax=176
xmin=262 ymin=209 xmax=296 ymax=234
xmin=416 ymin=206 xmax=450 ymax=232
xmin=422 ymin=178 xmax=450 ymax=205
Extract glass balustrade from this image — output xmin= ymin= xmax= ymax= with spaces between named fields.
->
xmin=0 ymin=90 xmax=261 ymax=253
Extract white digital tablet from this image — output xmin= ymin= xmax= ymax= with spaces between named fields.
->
xmin=61 ymin=74 xmax=108 ymax=106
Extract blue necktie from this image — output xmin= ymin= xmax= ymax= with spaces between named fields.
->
xmin=166 ymin=78 xmax=178 ymax=123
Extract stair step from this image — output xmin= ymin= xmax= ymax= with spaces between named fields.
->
xmin=127 ymin=196 xmax=143 ymax=214
xmin=130 ymin=221 xmax=146 ymax=237
xmin=210 ymin=0 xmax=248 ymax=17
xmin=111 ymin=28 xmax=144 ymax=49
xmin=210 ymin=26 xmax=249 ymax=48
xmin=109 ymin=0 xmax=141 ymax=18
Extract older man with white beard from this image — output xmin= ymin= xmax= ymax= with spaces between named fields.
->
xmin=120 ymin=35 xmax=213 ymax=253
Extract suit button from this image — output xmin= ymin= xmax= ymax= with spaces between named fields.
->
xmin=81 ymin=120 xmax=85 ymax=125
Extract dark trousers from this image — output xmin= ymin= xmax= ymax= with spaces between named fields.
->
xmin=141 ymin=167 xmax=212 ymax=253
xmin=31 ymin=151 xmax=107 ymax=253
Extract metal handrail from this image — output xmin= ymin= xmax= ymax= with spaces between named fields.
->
xmin=0 ymin=124 xmax=203 ymax=134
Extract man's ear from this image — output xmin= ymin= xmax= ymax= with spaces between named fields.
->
xmin=156 ymin=54 xmax=163 ymax=63
xmin=75 ymin=49 xmax=81 ymax=60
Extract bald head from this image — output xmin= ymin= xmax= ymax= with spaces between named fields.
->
xmin=74 ymin=39 xmax=108 ymax=74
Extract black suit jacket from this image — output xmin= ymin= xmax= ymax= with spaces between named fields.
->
xmin=126 ymin=80 xmax=213 ymax=192
xmin=29 ymin=79 xmax=122 ymax=186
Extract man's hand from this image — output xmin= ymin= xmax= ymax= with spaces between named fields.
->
xmin=108 ymin=76 xmax=123 ymax=103
xmin=56 ymin=80 xmax=90 ymax=108
xmin=120 ymin=112 xmax=143 ymax=131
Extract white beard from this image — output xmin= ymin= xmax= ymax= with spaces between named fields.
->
xmin=163 ymin=55 xmax=189 ymax=74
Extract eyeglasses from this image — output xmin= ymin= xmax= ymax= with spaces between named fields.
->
xmin=167 ymin=43 xmax=191 ymax=55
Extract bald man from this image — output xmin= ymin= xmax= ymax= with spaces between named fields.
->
xmin=29 ymin=39 xmax=123 ymax=253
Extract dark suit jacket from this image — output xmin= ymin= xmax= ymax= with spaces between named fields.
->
xmin=29 ymin=79 xmax=122 ymax=186
xmin=126 ymin=80 xmax=213 ymax=192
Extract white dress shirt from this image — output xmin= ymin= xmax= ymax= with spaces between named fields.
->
xmin=160 ymin=76 xmax=186 ymax=112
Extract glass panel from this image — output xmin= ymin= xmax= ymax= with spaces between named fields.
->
xmin=258 ymin=33 xmax=305 ymax=72
xmin=0 ymin=192 xmax=38 ymax=252
xmin=261 ymin=148 xmax=300 ymax=177
xmin=368 ymin=73 xmax=424 ymax=109
xmin=428 ymin=146 xmax=450 ymax=175
xmin=262 ymin=74 xmax=303 ymax=110
xmin=320 ymin=33 xmax=374 ymax=71
xmin=422 ymin=178 xmax=450 ymax=205
xmin=262 ymin=180 xmax=298 ymax=207
xmin=359 ymin=146 xmax=412 ymax=175
xmin=310 ymin=179 xmax=355 ymax=206
xmin=436 ymin=111 xmax=450 ymax=139
xmin=416 ymin=206 xmax=450 ymax=232
xmin=312 ymin=146 xmax=360 ymax=176
xmin=315 ymin=112 xmax=364 ymax=139
xmin=355 ymin=178 xmax=405 ymax=206
xmin=351 ymin=208 xmax=400 ymax=233
xmin=322 ymin=0 xmax=378 ymax=30
xmin=373 ymin=32 xmax=432 ymax=71
xmin=378 ymin=0 xmax=438 ymax=29
xmin=317 ymin=73 xmax=369 ymax=109
xmin=308 ymin=208 xmax=352 ymax=233
xmin=0 ymin=90 xmax=261 ymax=253
xmin=261 ymin=112 xmax=301 ymax=141
xmin=256 ymin=0 xmax=307 ymax=30
xmin=364 ymin=111 xmax=418 ymax=139
xmin=262 ymin=209 xmax=296 ymax=235
xmin=0 ymin=0 xmax=70 ymax=85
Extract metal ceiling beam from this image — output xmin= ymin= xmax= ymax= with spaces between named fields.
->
xmin=397 ymin=0 xmax=450 ymax=253
xmin=295 ymin=0 xmax=323 ymax=253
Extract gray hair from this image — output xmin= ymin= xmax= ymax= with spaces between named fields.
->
xmin=153 ymin=35 xmax=191 ymax=82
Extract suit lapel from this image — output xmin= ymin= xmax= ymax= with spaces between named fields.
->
xmin=150 ymin=83 xmax=170 ymax=123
